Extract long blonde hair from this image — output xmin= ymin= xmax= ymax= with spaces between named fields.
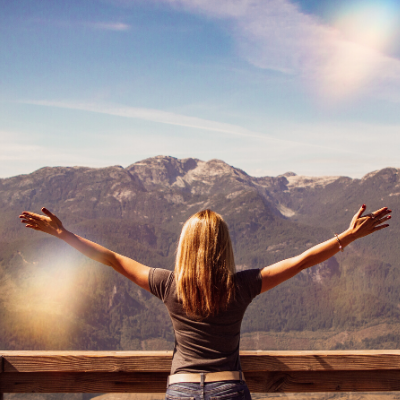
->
xmin=175 ymin=209 xmax=236 ymax=318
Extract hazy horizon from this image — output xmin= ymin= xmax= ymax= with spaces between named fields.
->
xmin=1 ymin=154 xmax=399 ymax=181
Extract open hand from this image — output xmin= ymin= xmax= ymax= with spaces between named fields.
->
xmin=349 ymin=204 xmax=391 ymax=239
xmin=19 ymin=208 xmax=66 ymax=237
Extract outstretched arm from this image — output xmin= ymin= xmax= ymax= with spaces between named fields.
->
xmin=260 ymin=205 xmax=391 ymax=293
xmin=19 ymin=208 xmax=151 ymax=292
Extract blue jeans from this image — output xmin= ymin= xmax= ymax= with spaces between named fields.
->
xmin=166 ymin=380 xmax=252 ymax=400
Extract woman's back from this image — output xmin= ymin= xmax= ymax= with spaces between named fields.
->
xmin=150 ymin=267 xmax=262 ymax=374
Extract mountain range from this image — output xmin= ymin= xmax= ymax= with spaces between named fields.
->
xmin=0 ymin=156 xmax=399 ymax=351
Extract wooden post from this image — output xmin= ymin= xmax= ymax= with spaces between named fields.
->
xmin=0 ymin=354 xmax=3 ymax=400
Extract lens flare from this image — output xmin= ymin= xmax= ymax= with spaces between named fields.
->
xmin=3 ymin=254 xmax=86 ymax=349
xmin=315 ymin=0 xmax=399 ymax=102
xmin=334 ymin=2 xmax=398 ymax=52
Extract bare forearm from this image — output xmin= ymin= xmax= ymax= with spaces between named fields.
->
xmin=58 ymin=230 xmax=149 ymax=287
xmin=59 ymin=229 xmax=116 ymax=267
xmin=261 ymin=230 xmax=353 ymax=292
xmin=295 ymin=229 xmax=355 ymax=271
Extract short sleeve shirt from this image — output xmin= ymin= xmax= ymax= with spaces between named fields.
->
xmin=149 ymin=268 xmax=262 ymax=374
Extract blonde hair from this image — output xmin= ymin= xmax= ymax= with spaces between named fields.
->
xmin=175 ymin=209 xmax=236 ymax=318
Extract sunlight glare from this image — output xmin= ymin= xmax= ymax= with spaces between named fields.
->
xmin=6 ymin=257 xmax=85 ymax=347
xmin=315 ymin=1 xmax=399 ymax=102
xmin=334 ymin=2 xmax=398 ymax=52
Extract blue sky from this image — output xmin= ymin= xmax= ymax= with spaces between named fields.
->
xmin=1 ymin=0 xmax=400 ymax=178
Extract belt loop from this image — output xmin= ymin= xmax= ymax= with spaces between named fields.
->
xmin=200 ymin=373 xmax=205 ymax=387
xmin=239 ymin=371 xmax=243 ymax=383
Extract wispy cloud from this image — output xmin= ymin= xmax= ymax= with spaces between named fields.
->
xmin=156 ymin=0 xmax=400 ymax=102
xmin=22 ymin=100 xmax=287 ymax=142
xmin=22 ymin=99 xmax=356 ymax=155
xmin=82 ymin=22 xmax=130 ymax=31
xmin=21 ymin=100 xmax=388 ymax=166
xmin=31 ymin=17 xmax=130 ymax=31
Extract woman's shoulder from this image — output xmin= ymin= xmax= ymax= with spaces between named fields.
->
xmin=151 ymin=267 xmax=174 ymax=278
xmin=149 ymin=268 xmax=175 ymax=300
xmin=235 ymin=268 xmax=262 ymax=300
xmin=235 ymin=268 xmax=262 ymax=280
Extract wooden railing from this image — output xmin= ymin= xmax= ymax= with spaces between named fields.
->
xmin=1 ymin=350 xmax=400 ymax=397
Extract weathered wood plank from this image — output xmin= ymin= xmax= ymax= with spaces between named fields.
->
xmin=241 ymin=351 xmax=400 ymax=372
xmin=248 ymin=371 xmax=400 ymax=392
xmin=1 ymin=352 xmax=173 ymax=373
xmin=1 ymin=370 xmax=400 ymax=393
xmin=0 ymin=372 xmax=169 ymax=393
xmin=3 ymin=351 xmax=400 ymax=373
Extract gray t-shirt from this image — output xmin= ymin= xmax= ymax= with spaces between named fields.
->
xmin=149 ymin=268 xmax=262 ymax=374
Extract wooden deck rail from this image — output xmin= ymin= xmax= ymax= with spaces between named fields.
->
xmin=1 ymin=351 xmax=400 ymax=395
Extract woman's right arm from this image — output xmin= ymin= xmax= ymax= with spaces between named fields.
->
xmin=260 ymin=205 xmax=391 ymax=293
xmin=19 ymin=208 xmax=151 ymax=291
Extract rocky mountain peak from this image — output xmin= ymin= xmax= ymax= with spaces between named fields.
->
xmin=361 ymin=167 xmax=400 ymax=184
xmin=126 ymin=156 xmax=200 ymax=189
xmin=126 ymin=156 xmax=251 ymax=193
xmin=279 ymin=172 xmax=297 ymax=178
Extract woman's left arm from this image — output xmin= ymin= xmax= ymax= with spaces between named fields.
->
xmin=19 ymin=208 xmax=151 ymax=291
xmin=260 ymin=205 xmax=391 ymax=293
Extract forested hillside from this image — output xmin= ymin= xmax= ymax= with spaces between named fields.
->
xmin=0 ymin=156 xmax=399 ymax=350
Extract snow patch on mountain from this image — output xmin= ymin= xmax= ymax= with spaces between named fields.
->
xmin=286 ymin=175 xmax=340 ymax=189
xmin=277 ymin=204 xmax=295 ymax=217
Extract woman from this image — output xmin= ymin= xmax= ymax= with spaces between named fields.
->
xmin=19 ymin=204 xmax=391 ymax=400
